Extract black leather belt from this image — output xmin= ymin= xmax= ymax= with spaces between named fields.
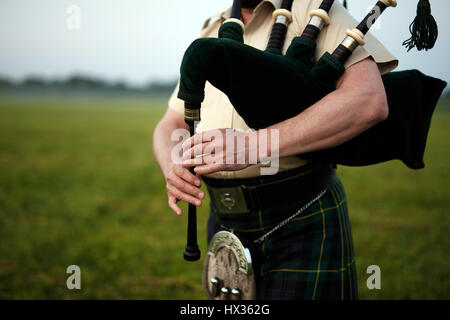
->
xmin=203 ymin=163 xmax=338 ymax=214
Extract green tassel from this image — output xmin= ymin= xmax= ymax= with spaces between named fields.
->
xmin=343 ymin=0 xmax=347 ymax=9
xmin=403 ymin=0 xmax=438 ymax=52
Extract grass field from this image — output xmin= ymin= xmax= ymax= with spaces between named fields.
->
xmin=0 ymin=98 xmax=448 ymax=300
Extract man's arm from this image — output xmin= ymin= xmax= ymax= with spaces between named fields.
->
xmin=271 ymin=57 xmax=388 ymax=158
xmin=181 ymin=58 xmax=388 ymax=175
xmin=153 ymin=109 xmax=187 ymax=176
xmin=153 ymin=108 xmax=205 ymax=215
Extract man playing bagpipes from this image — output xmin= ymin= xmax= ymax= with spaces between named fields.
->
xmin=153 ymin=0 xmax=445 ymax=300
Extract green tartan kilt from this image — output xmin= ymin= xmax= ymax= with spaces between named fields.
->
xmin=207 ymin=178 xmax=358 ymax=300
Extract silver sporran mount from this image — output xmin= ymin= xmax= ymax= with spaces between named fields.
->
xmin=202 ymin=231 xmax=257 ymax=300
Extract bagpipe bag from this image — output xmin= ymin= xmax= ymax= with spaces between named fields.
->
xmin=178 ymin=0 xmax=447 ymax=169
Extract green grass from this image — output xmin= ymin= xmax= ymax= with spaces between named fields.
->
xmin=0 ymin=98 xmax=448 ymax=300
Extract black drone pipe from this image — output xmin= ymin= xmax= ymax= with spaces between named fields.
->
xmin=302 ymin=0 xmax=335 ymax=41
xmin=319 ymin=0 xmax=335 ymax=11
xmin=267 ymin=0 xmax=294 ymax=52
xmin=230 ymin=0 xmax=242 ymax=19
xmin=332 ymin=1 xmax=390 ymax=64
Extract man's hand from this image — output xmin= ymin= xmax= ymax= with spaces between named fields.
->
xmin=164 ymin=163 xmax=205 ymax=216
xmin=181 ymin=128 xmax=259 ymax=175
xmin=154 ymin=109 xmax=206 ymax=216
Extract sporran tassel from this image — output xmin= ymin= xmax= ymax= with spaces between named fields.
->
xmin=403 ymin=0 xmax=438 ymax=51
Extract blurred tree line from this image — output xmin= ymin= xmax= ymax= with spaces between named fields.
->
xmin=0 ymin=74 xmax=448 ymax=103
xmin=0 ymin=75 xmax=177 ymax=99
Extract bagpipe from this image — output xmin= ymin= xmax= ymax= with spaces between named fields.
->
xmin=179 ymin=0 xmax=447 ymax=265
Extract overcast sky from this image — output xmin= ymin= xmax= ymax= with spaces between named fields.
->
xmin=0 ymin=0 xmax=448 ymax=86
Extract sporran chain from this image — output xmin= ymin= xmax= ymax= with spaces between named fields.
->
xmin=253 ymin=189 xmax=327 ymax=244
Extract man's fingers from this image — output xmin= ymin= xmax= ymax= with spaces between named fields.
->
xmin=182 ymin=132 xmax=204 ymax=150
xmin=182 ymin=152 xmax=224 ymax=169
xmin=182 ymin=141 xmax=215 ymax=161
xmin=168 ymin=196 xmax=182 ymax=216
xmin=181 ymin=134 xmax=195 ymax=150
xmin=182 ymin=130 xmax=218 ymax=151
xmin=169 ymin=175 xmax=204 ymax=199
xmin=181 ymin=158 xmax=208 ymax=169
xmin=165 ymin=165 xmax=205 ymax=215
xmin=194 ymin=164 xmax=225 ymax=176
xmin=167 ymin=184 xmax=202 ymax=207
xmin=173 ymin=165 xmax=201 ymax=187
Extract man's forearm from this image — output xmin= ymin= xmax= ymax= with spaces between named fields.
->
xmin=153 ymin=112 xmax=188 ymax=176
xmin=267 ymin=86 xmax=383 ymax=158
xmin=153 ymin=124 xmax=176 ymax=176
xmin=266 ymin=59 xmax=388 ymax=158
